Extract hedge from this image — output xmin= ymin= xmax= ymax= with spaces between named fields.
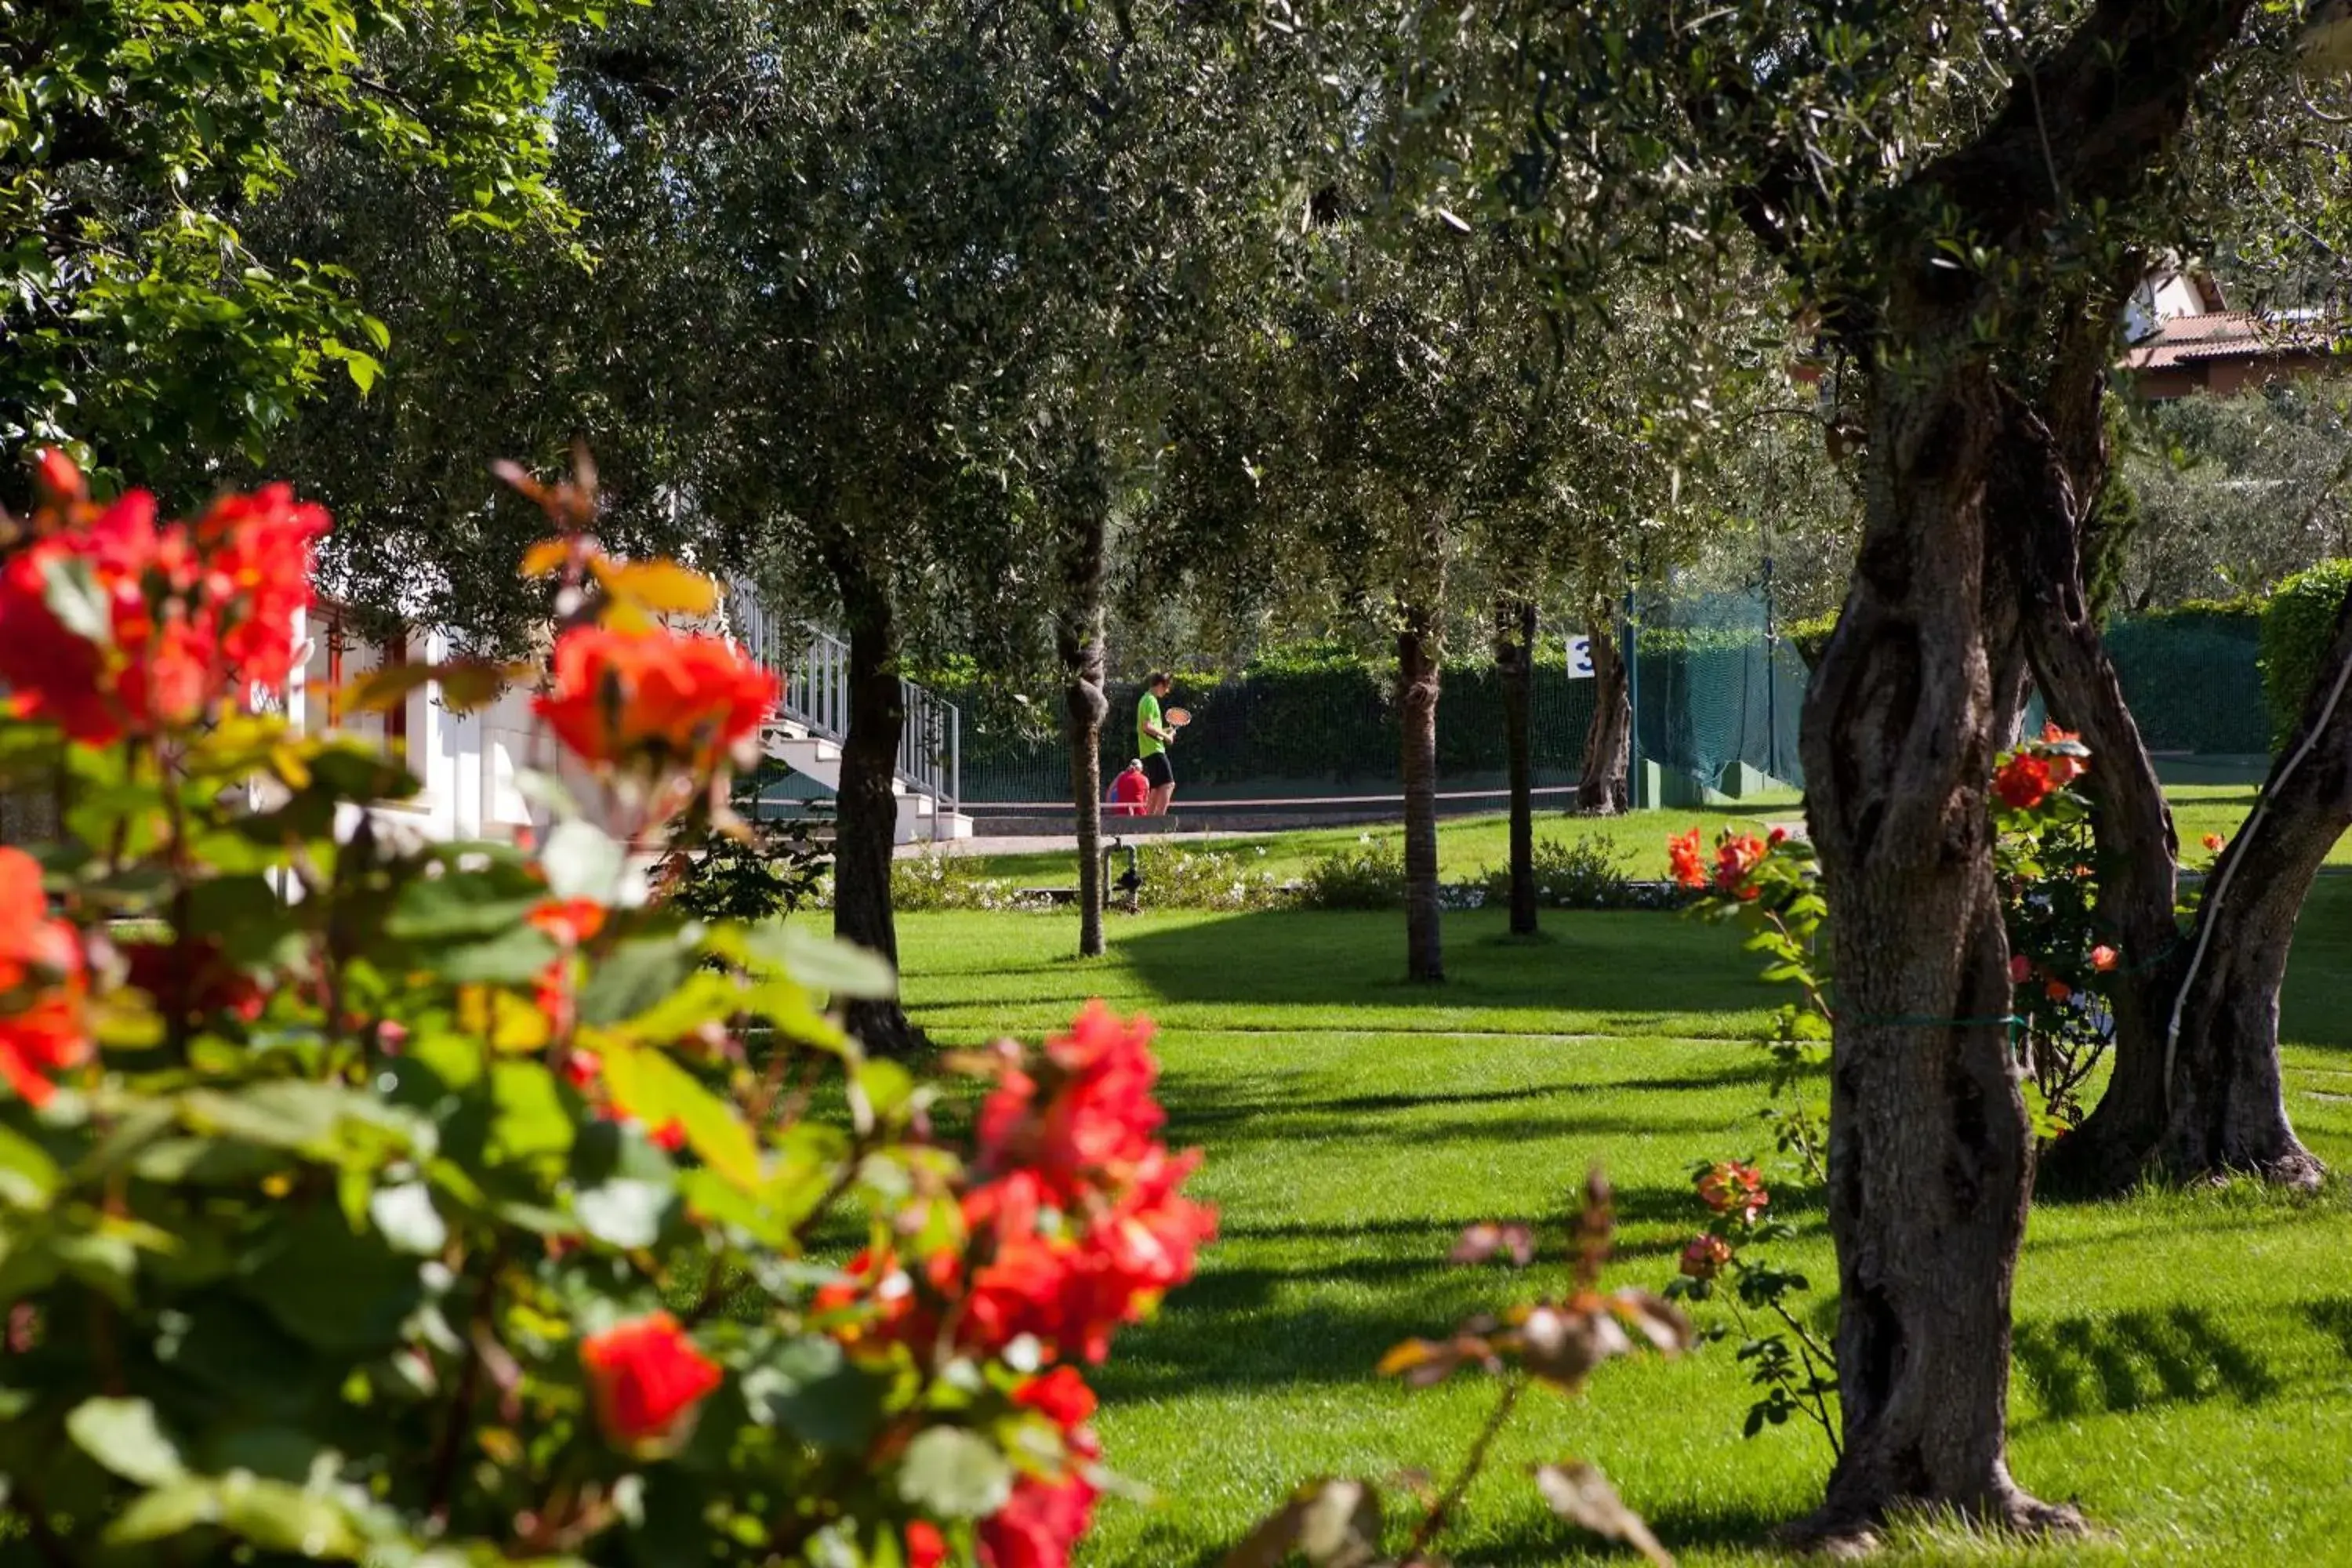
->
xmin=2261 ymin=561 xmax=2352 ymax=749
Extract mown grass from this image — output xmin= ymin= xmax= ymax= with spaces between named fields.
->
xmin=945 ymin=784 xmax=2347 ymax=890
xmin=897 ymin=879 xmax=2352 ymax=1566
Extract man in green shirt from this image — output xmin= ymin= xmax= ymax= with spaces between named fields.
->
xmin=1136 ymin=673 xmax=1176 ymax=816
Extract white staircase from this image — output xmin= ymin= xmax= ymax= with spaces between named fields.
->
xmin=729 ymin=586 xmax=973 ymax=844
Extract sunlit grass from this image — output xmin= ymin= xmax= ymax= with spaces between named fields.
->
xmin=898 ymin=884 xmax=2352 ymax=1566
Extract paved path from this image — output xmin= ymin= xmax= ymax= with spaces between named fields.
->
xmin=895 ymin=828 xmax=1266 ymax=859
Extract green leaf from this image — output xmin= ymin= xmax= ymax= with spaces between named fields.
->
xmin=386 ymin=874 xmax=543 ymax=942
xmin=579 ymin=932 xmax=695 ymax=1026
xmin=742 ymin=1334 xmax=887 ymax=1449
xmin=0 ymin=1123 xmax=61 ymax=1207
xmin=543 ymin=818 xmax=624 ymax=903
xmin=67 ymin=1397 xmax=187 ymax=1487
xmin=437 ymin=924 xmax=561 ymax=985
xmin=40 ymin=555 xmax=111 ymax=647
xmin=600 ymin=1042 xmax=760 ymax=1189
xmin=217 ymin=1473 xmax=363 ymax=1558
xmin=896 ymin=1427 xmax=1014 ymax=1520
xmin=106 ymin=1479 xmax=218 ymax=1544
xmin=488 ymin=1060 xmax=574 ymax=1164
xmin=368 ymin=1181 xmax=448 ymax=1255
xmin=575 ymin=1176 xmax=673 ymax=1249
xmin=742 ymin=920 xmax=897 ymax=1000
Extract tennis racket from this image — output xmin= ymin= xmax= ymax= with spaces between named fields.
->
xmin=1163 ymin=706 xmax=1192 ymax=728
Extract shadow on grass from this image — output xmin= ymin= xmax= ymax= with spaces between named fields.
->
xmin=2302 ymin=1296 xmax=2352 ymax=1363
xmin=2013 ymin=1306 xmax=2279 ymax=1421
xmin=1097 ymin=1179 xmax=1803 ymax=1403
xmin=1109 ymin=1493 xmax=1791 ymax=1568
xmin=1116 ymin=908 xmax=1772 ymax=1018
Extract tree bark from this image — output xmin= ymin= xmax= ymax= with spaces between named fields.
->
xmin=830 ymin=574 xmax=919 ymax=1056
xmin=1987 ymin=368 xmax=2325 ymax=1195
xmin=1398 ymin=600 xmax=1444 ymax=982
xmin=1576 ymin=608 xmax=1629 ymax=815
xmin=1055 ymin=473 xmax=1111 ymax=960
xmin=1494 ymin=594 xmax=1538 ymax=935
xmin=1795 ymin=355 xmax=2072 ymax=1546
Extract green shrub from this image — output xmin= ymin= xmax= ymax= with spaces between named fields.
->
xmin=1787 ymin=612 xmax=1838 ymax=670
xmin=2261 ymin=561 xmax=2352 ymax=748
xmin=1299 ymin=837 xmax=1408 ymax=909
xmin=1477 ymin=835 xmax=1635 ymax=909
xmin=1128 ymin=844 xmax=1293 ymax=910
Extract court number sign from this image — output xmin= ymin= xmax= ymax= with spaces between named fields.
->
xmin=1566 ymin=635 xmax=1595 ymax=679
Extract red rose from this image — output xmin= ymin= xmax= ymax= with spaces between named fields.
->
xmin=1695 ymin=1160 xmax=1768 ymax=1224
xmin=578 ymin=1312 xmax=722 ymax=1446
xmin=1679 ymin=1233 xmax=1733 ymax=1281
xmin=528 ymin=898 xmax=605 ymax=948
xmin=2090 ymin=945 xmax=2118 ymax=972
xmin=0 ymin=458 xmax=323 ymax=744
xmin=2045 ymin=978 xmax=2072 ymax=1002
xmin=2201 ymin=833 xmax=2226 ymax=853
xmin=534 ymin=626 xmax=777 ymax=775
xmin=2007 ymin=955 xmax=2033 ymax=985
xmin=1993 ymin=753 xmax=2055 ymax=811
xmin=907 ymin=1523 xmax=949 ymax=1568
xmin=1713 ymin=833 xmax=1767 ymax=897
xmin=1667 ymin=828 xmax=1706 ymax=889
xmin=977 ymin=1001 xmax=1167 ymax=1200
xmin=0 ymin=848 xmax=87 ymax=1106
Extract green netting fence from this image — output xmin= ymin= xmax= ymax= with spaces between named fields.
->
xmin=941 ymin=602 xmax=2264 ymax=811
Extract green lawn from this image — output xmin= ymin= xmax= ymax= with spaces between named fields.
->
xmin=946 ymin=786 xmax=2350 ymax=888
xmin=898 ymin=884 xmax=2352 ymax=1566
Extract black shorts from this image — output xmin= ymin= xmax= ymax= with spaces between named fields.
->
xmin=1141 ymin=752 xmax=1174 ymax=789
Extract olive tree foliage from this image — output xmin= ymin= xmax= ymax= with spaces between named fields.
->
xmin=2117 ymin=383 xmax=2352 ymax=609
xmin=238 ymin=38 xmax=717 ymax=652
xmin=0 ymin=0 xmax=608 ymax=501
xmin=1243 ymin=0 xmax=2352 ymax=1544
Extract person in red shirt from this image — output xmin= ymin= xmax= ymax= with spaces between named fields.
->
xmin=1107 ymin=758 xmax=1149 ymax=818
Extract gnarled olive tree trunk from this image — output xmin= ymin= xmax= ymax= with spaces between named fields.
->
xmin=1398 ymin=597 xmax=1444 ymax=982
xmin=1494 ymin=594 xmax=1538 ymax=935
xmin=827 ymin=561 xmax=919 ymax=1056
xmin=1576 ymin=609 xmax=1628 ymax=814
xmin=1796 ymin=354 xmax=2071 ymax=1544
xmin=1991 ymin=375 xmax=2324 ymax=1195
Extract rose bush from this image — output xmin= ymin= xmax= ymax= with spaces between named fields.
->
xmin=0 ymin=452 xmax=1208 ymax=1566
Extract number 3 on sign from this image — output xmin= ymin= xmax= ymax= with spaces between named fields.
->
xmin=1566 ymin=635 xmax=1595 ymax=679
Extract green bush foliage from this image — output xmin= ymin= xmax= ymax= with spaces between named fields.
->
xmin=2261 ymin=561 xmax=2352 ymax=749
xmin=1298 ymin=838 xmax=1409 ymax=910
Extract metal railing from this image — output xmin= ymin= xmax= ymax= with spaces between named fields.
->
xmin=728 ymin=583 xmax=961 ymax=837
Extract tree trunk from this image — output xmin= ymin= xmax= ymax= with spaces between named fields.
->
xmin=1056 ymin=477 xmax=1111 ymax=960
xmin=1576 ymin=608 xmax=1628 ymax=815
xmin=1793 ymin=355 xmax=2074 ymax=1546
xmin=1988 ymin=377 xmax=2323 ymax=1194
xmin=1494 ymin=595 xmax=1538 ymax=935
xmin=831 ymin=581 xmax=919 ymax=1056
xmin=1398 ymin=601 xmax=1444 ymax=982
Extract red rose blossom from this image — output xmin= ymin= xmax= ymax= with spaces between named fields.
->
xmin=1679 ymin=1233 xmax=1733 ymax=1282
xmin=2007 ymin=955 xmax=2033 ymax=985
xmin=534 ymin=626 xmax=777 ymax=776
xmin=578 ymin=1311 xmax=721 ymax=1446
xmin=1695 ymin=1160 xmax=1768 ymax=1224
xmin=0 ymin=455 xmax=323 ymax=744
xmin=1994 ymin=752 xmax=2055 ymax=811
xmin=2090 ymin=945 xmax=2118 ymax=972
xmin=1713 ymin=833 xmax=1767 ymax=897
xmin=907 ymin=1523 xmax=948 ymax=1568
xmin=0 ymin=848 xmax=87 ymax=1105
xmin=1667 ymin=828 xmax=1706 ymax=889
